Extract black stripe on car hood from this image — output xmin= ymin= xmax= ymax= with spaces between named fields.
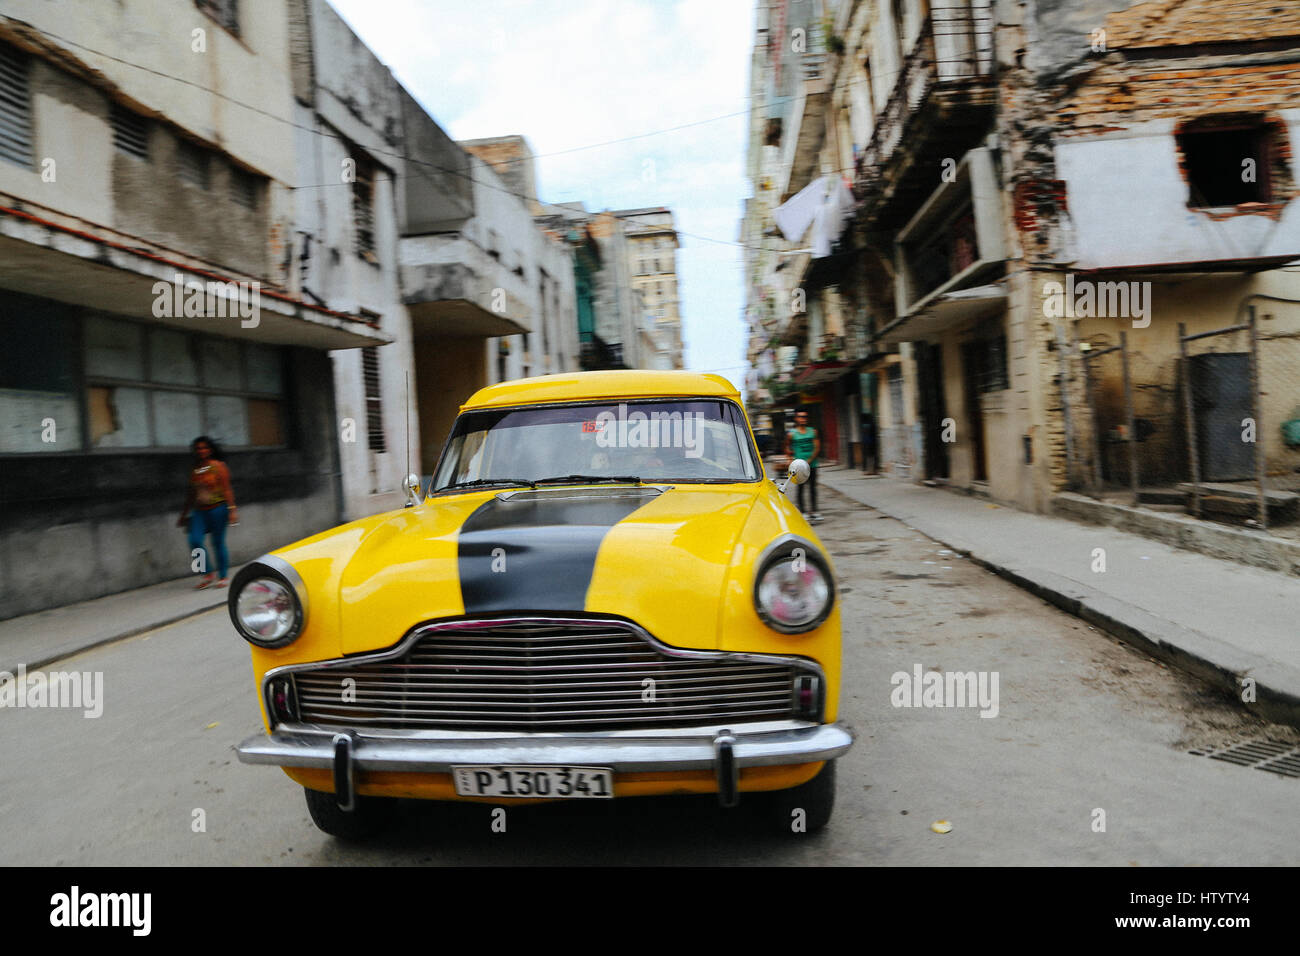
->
xmin=457 ymin=487 xmax=662 ymax=613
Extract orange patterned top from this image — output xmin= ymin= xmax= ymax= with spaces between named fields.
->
xmin=191 ymin=461 xmax=232 ymax=510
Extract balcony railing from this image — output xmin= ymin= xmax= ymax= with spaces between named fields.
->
xmin=816 ymin=333 xmax=846 ymax=361
xmin=854 ymin=6 xmax=995 ymax=196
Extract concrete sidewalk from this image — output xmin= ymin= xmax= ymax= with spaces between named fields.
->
xmin=818 ymin=468 xmax=1300 ymax=728
xmin=0 ymin=572 xmax=236 ymax=675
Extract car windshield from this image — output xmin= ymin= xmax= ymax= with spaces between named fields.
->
xmin=433 ymin=399 xmax=760 ymax=491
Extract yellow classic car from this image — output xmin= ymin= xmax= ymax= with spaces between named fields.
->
xmin=230 ymin=370 xmax=852 ymax=838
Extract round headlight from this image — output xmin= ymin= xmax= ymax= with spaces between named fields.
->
xmin=754 ymin=540 xmax=834 ymax=633
xmin=230 ymin=559 xmax=306 ymax=648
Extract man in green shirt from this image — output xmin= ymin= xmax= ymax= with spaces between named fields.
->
xmin=786 ymin=409 xmax=822 ymax=522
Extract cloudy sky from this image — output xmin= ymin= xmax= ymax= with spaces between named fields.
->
xmin=327 ymin=0 xmax=756 ymax=389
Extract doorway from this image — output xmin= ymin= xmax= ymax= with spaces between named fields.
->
xmin=961 ymin=341 xmax=988 ymax=482
xmin=915 ymin=341 xmax=950 ymax=480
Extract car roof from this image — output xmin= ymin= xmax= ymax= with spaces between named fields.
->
xmin=461 ymin=370 xmax=742 ymax=411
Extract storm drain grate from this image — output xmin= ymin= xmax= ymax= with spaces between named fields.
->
xmin=1189 ymin=740 xmax=1300 ymax=778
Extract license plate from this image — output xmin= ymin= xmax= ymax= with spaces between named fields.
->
xmin=452 ymin=765 xmax=614 ymax=799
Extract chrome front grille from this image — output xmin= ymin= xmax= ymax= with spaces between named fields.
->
xmin=288 ymin=619 xmax=810 ymax=732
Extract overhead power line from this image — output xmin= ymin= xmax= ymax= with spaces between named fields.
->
xmin=30 ymin=26 xmax=858 ymax=255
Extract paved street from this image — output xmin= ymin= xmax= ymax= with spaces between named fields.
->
xmin=2 ymin=487 xmax=1297 ymax=865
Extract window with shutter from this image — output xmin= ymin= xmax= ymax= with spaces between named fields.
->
xmin=111 ymin=105 xmax=150 ymax=160
xmin=0 ymin=43 xmax=33 ymax=169
xmin=362 ymin=345 xmax=385 ymax=452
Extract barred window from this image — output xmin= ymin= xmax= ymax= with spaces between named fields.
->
xmin=0 ymin=42 xmax=33 ymax=169
xmin=967 ymin=334 xmax=1009 ymax=393
xmin=195 ymin=0 xmax=239 ymax=36
xmin=352 ymin=152 xmax=376 ymax=259
xmin=362 ymin=346 xmax=385 ymax=453
xmin=111 ymin=104 xmax=150 ymax=160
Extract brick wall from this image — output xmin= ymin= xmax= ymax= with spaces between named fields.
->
xmin=1062 ymin=61 xmax=1300 ymax=137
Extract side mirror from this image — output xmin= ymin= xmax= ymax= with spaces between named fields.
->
xmin=403 ymin=473 xmax=421 ymax=507
xmin=779 ymin=459 xmax=810 ymax=493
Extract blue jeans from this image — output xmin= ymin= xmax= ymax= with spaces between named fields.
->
xmin=189 ymin=504 xmax=229 ymax=579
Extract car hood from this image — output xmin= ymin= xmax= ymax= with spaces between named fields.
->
xmin=328 ymin=484 xmax=762 ymax=654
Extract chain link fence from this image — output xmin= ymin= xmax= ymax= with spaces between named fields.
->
xmin=1058 ymin=327 xmax=1148 ymax=503
xmin=1255 ymin=305 xmax=1300 ymax=521
xmin=1058 ymin=303 xmax=1300 ymax=533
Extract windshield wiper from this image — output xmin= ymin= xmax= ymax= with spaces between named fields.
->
xmin=533 ymin=474 xmax=642 ymax=486
xmin=440 ymin=477 xmax=537 ymax=491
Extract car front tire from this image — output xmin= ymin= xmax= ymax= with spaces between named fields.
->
xmin=303 ymin=787 xmax=385 ymax=840
xmin=761 ymin=760 xmax=836 ymax=834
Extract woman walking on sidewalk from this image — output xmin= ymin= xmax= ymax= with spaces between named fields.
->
xmin=178 ymin=436 xmax=238 ymax=589
xmin=786 ymin=409 xmax=822 ymax=522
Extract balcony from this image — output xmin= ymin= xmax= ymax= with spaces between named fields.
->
xmin=400 ymin=235 xmax=531 ymax=341
xmin=881 ymin=148 xmax=1007 ymax=343
xmin=398 ymin=89 xmax=475 ymax=235
xmin=854 ymin=6 xmax=997 ymax=231
xmin=0 ymin=195 xmax=390 ymax=350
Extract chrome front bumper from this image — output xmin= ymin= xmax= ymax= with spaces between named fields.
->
xmin=237 ymin=720 xmax=854 ymax=807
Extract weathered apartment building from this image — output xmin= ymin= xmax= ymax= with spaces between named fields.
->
xmin=0 ymin=0 xmax=588 ymax=619
xmin=406 ymin=142 xmax=579 ymax=476
xmin=743 ymin=0 xmax=867 ymax=467
xmin=467 ymin=136 xmax=685 ymax=373
xmin=543 ymin=201 xmax=653 ymax=371
xmin=616 ymin=206 xmax=686 ymax=370
xmin=0 ymin=0 xmax=387 ymax=619
xmin=290 ymin=6 xmax=583 ymax=507
xmin=744 ymin=0 xmax=1300 ymax=514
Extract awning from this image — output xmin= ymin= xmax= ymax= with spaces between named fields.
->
xmin=1073 ymin=254 xmax=1300 ymax=279
xmin=859 ymin=351 xmax=902 ymax=374
xmin=793 ymin=359 xmax=857 ymax=388
xmin=406 ymin=297 xmax=529 ymax=339
xmin=0 ymin=202 xmax=391 ymax=349
xmin=880 ymin=281 xmax=1008 ymax=344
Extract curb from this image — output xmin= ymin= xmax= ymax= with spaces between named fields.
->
xmin=3 ymin=599 xmax=227 ymax=675
xmin=1053 ymin=492 xmax=1300 ymax=578
xmin=822 ymin=481 xmax=1300 ymax=731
